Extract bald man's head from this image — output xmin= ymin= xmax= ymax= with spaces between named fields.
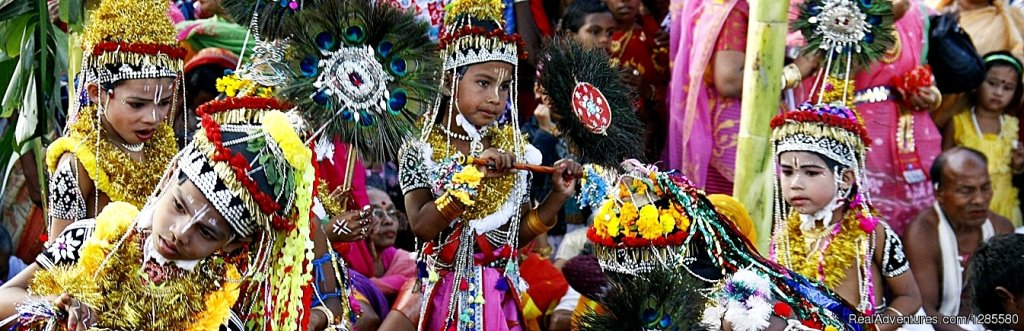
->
xmin=932 ymin=147 xmax=993 ymax=227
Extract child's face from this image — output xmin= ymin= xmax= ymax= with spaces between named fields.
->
xmin=91 ymin=78 xmax=176 ymax=146
xmin=150 ymin=179 xmax=240 ymax=261
xmin=455 ymin=61 xmax=514 ymax=127
xmin=603 ymin=0 xmax=639 ymax=23
xmin=778 ymin=151 xmax=841 ymax=215
xmin=573 ymin=12 xmax=616 ymax=52
xmin=978 ymin=65 xmax=1019 ymax=112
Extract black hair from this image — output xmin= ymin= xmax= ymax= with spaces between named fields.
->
xmin=930 ymin=147 xmax=988 ymax=190
xmin=186 ymin=64 xmax=232 ymax=108
xmin=976 ymin=51 xmax=1024 ymax=112
xmin=970 ymin=233 xmax=1024 ymax=328
xmin=559 ymin=0 xmax=611 ymax=33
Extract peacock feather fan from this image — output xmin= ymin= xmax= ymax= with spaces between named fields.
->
xmin=275 ymin=0 xmax=440 ymax=164
xmin=792 ymin=0 xmax=896 ymax=75
xmin=575 ymin=268 xmax=708 ymax=331
xmin=538 ymin=36 xmax=645 ymax=168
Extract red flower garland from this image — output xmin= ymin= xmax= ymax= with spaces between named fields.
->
xmin=586 ymin=226 xmax=689 ymax=248
xmin=196 ymin=97 xmax=292 ymax=117
xmin=438 ymin=26 xmax=528 ymax=60
xmin=770 ymin=111 xmax=872 ymax=147
xmin=198 ymin=98 xmax=302 ymax=232
xmin=92 ymin=41 xmax=187 ymax=60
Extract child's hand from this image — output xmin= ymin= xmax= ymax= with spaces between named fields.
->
xmin=54 ymin=293 xmax=98 ymax=331
xmin=550 ymin=159 xmax=582 ymax=197
xmin=478 ymin=148 xmax=516 ymax=178
xmin=1012 ymin=145 xmax=1024 ymax=173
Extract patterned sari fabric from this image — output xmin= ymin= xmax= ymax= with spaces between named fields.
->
xmin=664 ymin=0 xmax=746 ymax=194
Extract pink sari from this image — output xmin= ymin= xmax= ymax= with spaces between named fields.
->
xmin=665 ymin=0 xmax=746 ymax=194
xmin=341 ymin=241 xmax=416 ymax=298
xmin=793 ymin=2 xmax=939 ymax=234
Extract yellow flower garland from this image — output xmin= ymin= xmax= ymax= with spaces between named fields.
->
xmin=428 ymin=125 xmax=519 ymax=220
xmin=189 ymin=265 xmax=241 ymax=331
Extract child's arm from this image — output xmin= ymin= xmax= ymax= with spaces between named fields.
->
xmin=873 ymin=223 xmax=923 ymax=331
xmin=518 ymin=159 xmax=581 ymax=244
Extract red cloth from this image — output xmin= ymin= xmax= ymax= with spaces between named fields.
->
xmin=520 ymin=253 xmax=568 ymax=313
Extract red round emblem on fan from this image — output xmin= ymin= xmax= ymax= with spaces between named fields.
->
xmin=571 ymin=82 xmax=612 ymax=135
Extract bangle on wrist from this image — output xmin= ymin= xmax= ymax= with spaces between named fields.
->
xmin=436 ymin=192 xmax=466 ymax=221
xmin=312 ymin=306 xmax=338 ymax=330
xmin=526 ymin=209 xmax=554 ymax=235
xmin=884 ymin=306 xmax=904 ymax=317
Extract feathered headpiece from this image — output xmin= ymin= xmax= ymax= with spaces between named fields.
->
xmin=187 ymin=96 xmax=315 ymax=330
xmin=538 ymin=37 xmax=645 ymax=168
xmin=274 ymin=0 xmax=440 ymax=164
xmin=80 ymin=0 xmax=185 ymax=85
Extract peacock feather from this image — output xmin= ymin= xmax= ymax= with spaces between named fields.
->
xmin=538 ymin=36 xmax=645 ymax=168
xmin=575 ymin=268 xmax=709 ymax=331
xmin=792 ymin=0 xmax=896 ymax=76
xmin=272 ymin=0 xmax=440 ymax=164
xmin=221 ymin=0 xmax=305 ymax=39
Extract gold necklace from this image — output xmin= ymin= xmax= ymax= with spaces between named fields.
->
xmin=778 ymin=208 xmax=868 ymax=290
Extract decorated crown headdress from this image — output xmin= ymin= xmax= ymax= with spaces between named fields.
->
xmin=770 ymin=102 xmax=871 ymax=170
xmin=438 ymin=0 xmax=525 ymax=70
xmin=182 ymin=96 xmax=314 ymax=330
xmin=80 ymin=0 xmax=185 ymax=86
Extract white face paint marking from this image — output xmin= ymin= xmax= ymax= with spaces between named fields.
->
xmin=494 ymin=68 xmax=508 ymax=101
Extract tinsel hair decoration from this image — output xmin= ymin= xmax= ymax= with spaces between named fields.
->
xmin=538 ymin=36 xmax=645 ymax=168
xmin=439 ymin=0 xmax=526 ymax=70
xmin=274 ymin=0 xmax=440 ymax=164
xmin=80 ymin=0 xmax=185 ymax=85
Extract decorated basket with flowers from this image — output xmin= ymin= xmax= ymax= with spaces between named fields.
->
xmin=583 ymin=161 xmax=714 ymax=274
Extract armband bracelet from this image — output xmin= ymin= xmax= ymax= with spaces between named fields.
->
xmin=525 ymin=209 xmax=554 ymax=235
xmin=436 ymin=192 xmax=466 ymax=221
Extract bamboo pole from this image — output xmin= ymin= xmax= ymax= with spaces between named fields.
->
xmin=733 ymin=0 xmax=790 ymax=253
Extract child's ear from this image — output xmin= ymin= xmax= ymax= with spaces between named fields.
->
xmin=442 ymin=71 xmax=455 ymax=96
xmin=86 ymin=82 xmax=101 ymax=104
xmin=841 ymin=169 xmax=856 ymax=189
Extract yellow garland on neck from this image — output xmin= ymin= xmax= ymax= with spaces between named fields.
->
xmin=29 ymin=202 xmax=236 ymax=329
xmin=45 ymin=104 xmax=177 ymax=210
xmin=777 ymin=208 xmax=867 ymax=290
xmin=189 ymin=265 xmax=241 ymax=331
xmin=428 ymin=125 xmax=518 ymax=220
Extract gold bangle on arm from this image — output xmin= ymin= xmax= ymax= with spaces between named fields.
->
xmin=435 ymin=192 xmax=465 ymax=221
xmin=312 ymin=306 xmax=338 ymax=329
xmin=525 ymin=209 xmax=554 ymax=235
xmin=781 ymin=63 xmax=803 ymax=89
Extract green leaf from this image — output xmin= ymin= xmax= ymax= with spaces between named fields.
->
xmin=0 ymin=126 xmax=18 ymax=199
xmin=0 ymin=0 xmax=34 ymax=22
xmin=58 ymin=0 xmax=82 ymax=26
xmin=247 ymin=136 xmax=266 ymax=153
xmin=2 ymin=57 xmax=25 ymax=116
xmin=2 ymin=14 xmax=32 ymax=57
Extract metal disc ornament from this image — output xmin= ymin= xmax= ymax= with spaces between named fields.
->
xmin=312 ymin=45 xmax=393 ymax=125
xmin=571 ymin=82 xmax=612 ymax=135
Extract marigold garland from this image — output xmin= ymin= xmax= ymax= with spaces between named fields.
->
xmin=427 ymin=125 xmax=518 ymax=220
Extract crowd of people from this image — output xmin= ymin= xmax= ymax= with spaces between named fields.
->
xmin=0 ymin=0 xmax=1023 ymax=330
